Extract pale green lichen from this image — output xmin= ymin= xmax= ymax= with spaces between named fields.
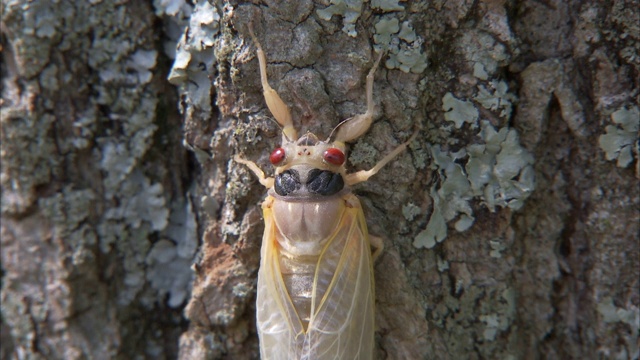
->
xmin=597 ymin=297 xmax=639 ymax=328
xmin=442 ymin=92 xmax=479 ymax=129
xmin=102 ymin=170 xmax=169 ymax=233
xmin=168 ymin=1 xmax=219 ymax=112
xmin=39 ymin=64 xmax=59 ymax=90
xmin=129 ymin=49 xmax=158 ymax=84
xmin=434 ymin=284 xmax=512 ymax=357
xmin=371 ymin=0 xmax=404 ymax=11
xmin=413 ymin=149 xmax=473 ymax=249
xmin=489 ymin=238 xmax=507 ymax=258
xmin=153 ymin=0 xmax=193 ymax=59
xmin=413 ymin=122 xmax=535 ymax=249
xmin=2 ymin=2 xmax=188 ymax=357
xmin=316 ymin=0 xmax=364 ymax=37
xmin=458 ymin=31 xmax=510 ymax=78
xmin=146 ymin=198 xmax=197 ymax=308
xmin=374 ymin=16 xmax=428 ymax=73
xmin=39 ymin=187 xmax=99 ymax=267
xmin=409 ymin=137 xmax=430 ymax=169
xmin=97 ymin=167 xmax=175 ymax=306
xmin=474 ymin=80 xmax=516 ymax=119
xmin=479 ymin=287 xmax=516 ymax=342
xmin=597 ymin=297 xmax=640 ymax=360
xmin=397 ymin=19 xmax=416 ymax=41
xmin=154 ymin=0 xmax=192 ymax=17
xmin=473 ymin=62 xmax=489 ymax=80
xmin=436 ymin=255 xmax=450 ymax=272
xmin=1 ymin=110 xmax=57 ymax=214
xmin=413 ymin=185 xmax=448 ymax=249
xmin=83 ymin=1 xmax=172 ymax=308
xmin=472 ymin=122 xmax=535 ymax=210
xmin=348 ymin=139 xmax=379 ymax=167
xmin=598 ymin=105 xmax=639 ymax=168
xmin=454 ymin=214 xmax=474 ymax=232
xmin=402 ymin=202 xmax=422 ymax=221
xmin=71 ymin=108 xmax=98 ymax=149
xmin=373 ymin=17 xmax=400 ymax=46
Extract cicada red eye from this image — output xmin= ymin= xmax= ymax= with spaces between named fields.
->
xmin=270 ymin=147 xmax=286 ymax=165
xmin=323 ymin=148 xmax=345 ymax=166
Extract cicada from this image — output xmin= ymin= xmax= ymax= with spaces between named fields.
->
xmin=235 ymin=29 xmax=415 ymax=360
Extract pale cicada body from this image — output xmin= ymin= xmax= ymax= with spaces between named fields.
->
xmin=235 ymin=28 xmax=415 ymax=360
xmin=257 ymin=168 xmax=375 ymax=360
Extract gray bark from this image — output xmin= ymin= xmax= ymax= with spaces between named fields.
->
xmin=1 ymin=1 xmax=638 ymax=360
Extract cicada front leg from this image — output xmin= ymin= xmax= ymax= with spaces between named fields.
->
xmin=369 ymin=234 xmax=384 ymax=262
xmin=248 ymin=26 xmax=297 ymax=142
xmin=333 ymin=51 xmax=385 ymax=144
xmin=345 ymin=131 xmax=418 ymax=186
xmin=233 ymin=155 xmax=274 ymax=189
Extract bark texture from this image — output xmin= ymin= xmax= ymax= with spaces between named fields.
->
xmin=1 ymin=0 xmax=638 ymax=360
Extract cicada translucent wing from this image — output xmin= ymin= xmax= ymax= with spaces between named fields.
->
xmin=256 ymin=193 xmax=375 ymax=359
xmin=235 ymin=27 xmax=416 ymax=360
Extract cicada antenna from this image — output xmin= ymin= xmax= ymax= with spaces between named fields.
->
xmin=326 ymin=118 xmax=353 ymax=143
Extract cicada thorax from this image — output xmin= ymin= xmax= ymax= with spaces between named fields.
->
xmin=267 ymin=132 xmax=352 ymax=330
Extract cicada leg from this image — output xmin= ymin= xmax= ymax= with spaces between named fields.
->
xmin=248 ymin=26 xmax=297 ymax=142
xmin=234 ymin=155 xmax=274 ymax=189
xmin=369 ymin=234 xmax=384 ymax=262
xmin=345 ymin=131 xmax=418 ymax=186
xmin=333 ymin=51 xmax=385 ymax=144
xmin=344 ymin=193 xmax=384 ymax=261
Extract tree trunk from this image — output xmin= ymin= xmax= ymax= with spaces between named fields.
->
xmin=1 ymin=1 xmax=637 ymax=359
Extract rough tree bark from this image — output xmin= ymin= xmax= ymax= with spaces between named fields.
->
xmin=1 ymin=1 xmax=638 ymax=360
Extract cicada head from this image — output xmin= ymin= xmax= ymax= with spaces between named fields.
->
xmin=269 ymin=130 xmax=349 ymax=198
xmin=246 ymin=30 xmax=385 ymax=196
xmin=271 ymin=132 xmax=347 ymax=171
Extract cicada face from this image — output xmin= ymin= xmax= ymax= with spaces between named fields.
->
xmin=269 ymin=133 xmax=348 ymax=198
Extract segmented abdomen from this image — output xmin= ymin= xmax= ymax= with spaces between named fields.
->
xmin=257 ymin=194 xmax=375 ymax=360
xmin=279 ymin=253 xmax=316 ymax=329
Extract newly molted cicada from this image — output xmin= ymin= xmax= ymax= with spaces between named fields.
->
xmin=235 ymin=28 xmax=415 ymax=360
